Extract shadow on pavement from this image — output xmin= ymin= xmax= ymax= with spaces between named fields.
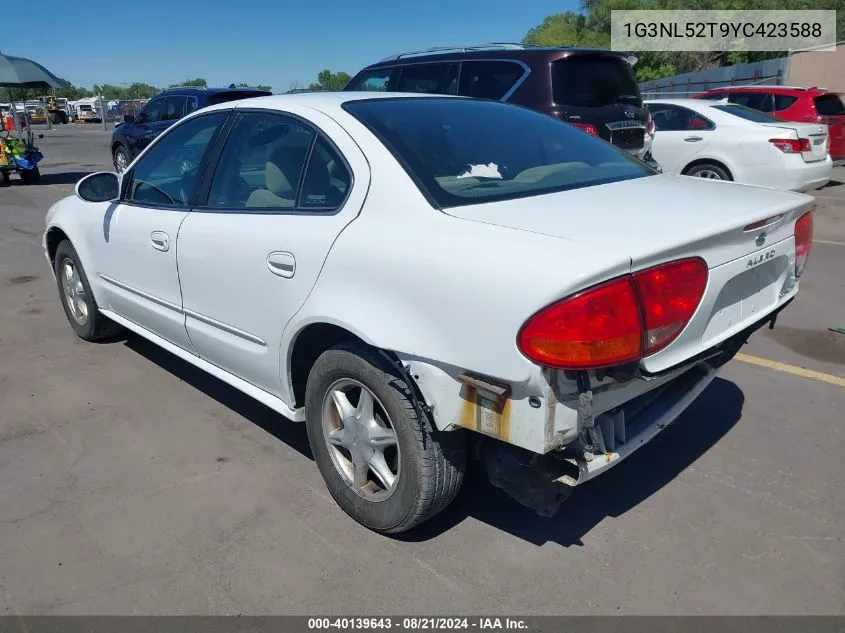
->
xmin=121 ymin=329 xmax=744 ymax=545
xmin=38 ymin=171 xmax=93 ymax=186
xmin=123 ymin=333 xmax=314 ymax=460
xmin=822 ymin=179 xmax=843 ymax=189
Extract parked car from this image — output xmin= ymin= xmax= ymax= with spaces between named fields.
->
xmin=110 ymin=86 xmax=272 ymax=172
xmin=644 ymin=98 xmax=832 ymax=192
xmin=45 ymin=93 xmax=812 ymax=533
xmin=73 ymin=102 xmax=103 ymax=124
xmin=694 ymin=85 xmax=845 ymax=165
xmin=343 ymin=43 xmax=661 ymax=170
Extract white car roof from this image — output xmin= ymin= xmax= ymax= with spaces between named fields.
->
xmin=199 ymin=91 xmax=454 ymax=116
xmin=644 ymin=98 xmax=722 ymax=108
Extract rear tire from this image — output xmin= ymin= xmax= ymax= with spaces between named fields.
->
xmin=684 ymin=162 xmax=731 ymax=181
xmin=54 ymin=240 xmax=124 ymax=342
xmin=304 ymin=342 xmax=465 ymax=533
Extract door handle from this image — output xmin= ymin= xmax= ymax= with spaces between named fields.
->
xmin=150 ymin=231 xmax=170 ymax=252
xmin=267 ymin=251 xmax=296 ymax=278
xmin=684 ymin=136 xmax=703 ymax=142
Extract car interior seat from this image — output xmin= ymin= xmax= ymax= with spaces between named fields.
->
xmin=245 ymin=145 xmax=308 ymax=208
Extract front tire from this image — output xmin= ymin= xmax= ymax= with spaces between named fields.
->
xmin=54 ymin=240 xmax=123 ymax=341
xmin=113 ymin=145 xmax=130 ymax=173
xmin=305 ymin=343 xmax=465 ymax=533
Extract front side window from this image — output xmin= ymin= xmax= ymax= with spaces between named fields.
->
xmin=206 ymin=112 xmax=316 ymax=210
xmin=397 ymin=63 xmax=458 ymax=95
xmin=136 ymin=97 xmax=165 ymax=124
xmin=552 ymin=56 xmax=641 ymax=107
xmin=458 ymin=61 xmax=524 ymax=101
xmin=344 ymin=98 xmax=651 ymax=209
xmin=125 ymin=112 xmax=227 ymax=207
xmin=344 ymin=68 xmax=399 ymax=92
xmin=163 ymin=95 xmax=187 ymax=121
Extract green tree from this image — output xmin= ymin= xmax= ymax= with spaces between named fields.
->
xmin=235 ymin=82 xmax=274 ymax=91
xmin=525 ymin=0 xmax=845 ymax=82
xmin=170 ymin=77 xmax=207 ymax=88
xmin=308 ymin=70 xmax=352 ymax=91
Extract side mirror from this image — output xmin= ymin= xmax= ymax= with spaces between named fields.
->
xmin=76 ymin=172 xmax=120 ymax=203
xmin=124 ymin=113 xmax=135 ymax=124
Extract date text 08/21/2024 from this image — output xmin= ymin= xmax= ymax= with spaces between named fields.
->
xmin=307 ymin=618 xmax=529 ymax=631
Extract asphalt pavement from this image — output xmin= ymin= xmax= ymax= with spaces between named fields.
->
xmin=0 ymin=124 xmax=843 ymax=615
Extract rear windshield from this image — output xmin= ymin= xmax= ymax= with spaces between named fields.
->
xmin=552 ymin=56 xmax=641 ymax=108
xmin=343 ymin=98 xmax=652 ymax=209
xmin=712 ymin=103 xmax=780 ymax=123
xmin=208 ymin=90 xmax=271 ymax=106
xmin=814 ymin=94 xmax=845 ymax=116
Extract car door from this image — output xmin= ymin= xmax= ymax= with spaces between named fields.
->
xmin=92 ymin=111 xmax=230 ymax=350
xmin=647 ymin=103 xmax=716 ymax=173
xmin=176 ymin=107 xmax=370 ymax=399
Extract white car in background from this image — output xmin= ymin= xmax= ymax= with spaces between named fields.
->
xmin=44 ymin=93 xmax=814 ymax=533
xmin=645 ymin=98 xmax=832 ymax=192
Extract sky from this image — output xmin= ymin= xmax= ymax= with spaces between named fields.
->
xmin=3 ymin=0 xmax=578 ymax=92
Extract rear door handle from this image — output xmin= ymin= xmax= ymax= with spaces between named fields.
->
xmin=150 ymin=231 xmax=169 ymax=252
xmin=267 ymin=251 xmax=296 ymax=278
xmin=684 ymin=136 xmax=703 ymax=142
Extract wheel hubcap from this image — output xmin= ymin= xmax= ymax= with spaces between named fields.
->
xmin=116 ymin=152 xmax=127 ymax=172
xmin=695 ymin=169 xmax=722 ymax=180
xmin=321 ymin=379 xmax=400 ymax=502
xmin=60 ymin=259 xmax=89 ymax=326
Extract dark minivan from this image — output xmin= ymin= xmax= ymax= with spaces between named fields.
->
xmin=111 ymin=85 xmax=272 ymax=172
xmin=343 ymin=43 xmax=657 ymax=167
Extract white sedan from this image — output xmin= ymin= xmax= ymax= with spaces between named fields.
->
xmin=44 ymin=93 xmax=814 ymax=533
xmin=645 ymin=98 xmax=832 ymax=192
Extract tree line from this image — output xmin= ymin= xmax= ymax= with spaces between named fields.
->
xmin=523 ymin=0 xmax=845 ymax=81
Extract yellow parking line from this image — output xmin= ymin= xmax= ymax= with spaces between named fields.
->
xmin=735 ymin=353 xmax=845 ymax=388
xmin=814 ymin=239 xmax=845 ymax=246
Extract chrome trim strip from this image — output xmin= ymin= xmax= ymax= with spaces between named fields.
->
xmin=184 ymin=309 xmax=267 ymax=347
xmin=99 ymin=274 xmax=183 ymax=313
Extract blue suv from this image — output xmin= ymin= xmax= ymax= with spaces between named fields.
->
xmin=111 ymin=86 xmax=272 ymax=172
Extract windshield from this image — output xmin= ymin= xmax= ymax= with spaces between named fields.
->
xmin=712 ymin=103 xmax=781 ymax=123
xmin=814 ymin=94 xmax=845 ymax=116
xmin=343 ymin=98 xmax=652 ymax=208
xmin=552 ymin=56 xmax=641 ymax=108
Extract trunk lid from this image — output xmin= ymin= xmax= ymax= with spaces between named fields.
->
xmin=444 ymin=174 xmax=813 ymax=271
xmin=761 ymin=121 xmax=829 ymax=162
xmin=445 ymin=175 xmax=814 ymax=374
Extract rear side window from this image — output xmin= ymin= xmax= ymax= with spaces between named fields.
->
xmin=774 ymin=94 xmax=798 ymax=110
xmin=458 ymin=61 xmax=524 ymax=101
xmin=814 ymin=94 xmax=845 ymax=116
xmin=343 ymin=98 xmax=651 ymax=209
xmin=713 ymin=103 xmax=780 ymax=123
xmin=552 ymin=56 xmax=641 ymax=107
xmin=397 ymin=63 xmax=458 ymax=95
xmin=727 ymin=91 xmax=774 ymax=112
xmin=163 ymin=96 xmax=187 ymax=121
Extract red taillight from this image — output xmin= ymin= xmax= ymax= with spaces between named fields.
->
xmin=517 ymin=258 xmax=708 ymax=370
xmin=794 ymin=210 xmax=813 ymax=277
xmin=571 ymin=122 xmax=599 ymax=136
xmin=633 ymin=258 xmax=709 ymax=355
xmin=645 ymin=116 xmax=655 ymax=135
xmin=769 ymin=138 xmax=811 ymax=153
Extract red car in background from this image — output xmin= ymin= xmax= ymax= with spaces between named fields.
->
xmin=694 ymin=85 xmax=845 ymax=165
